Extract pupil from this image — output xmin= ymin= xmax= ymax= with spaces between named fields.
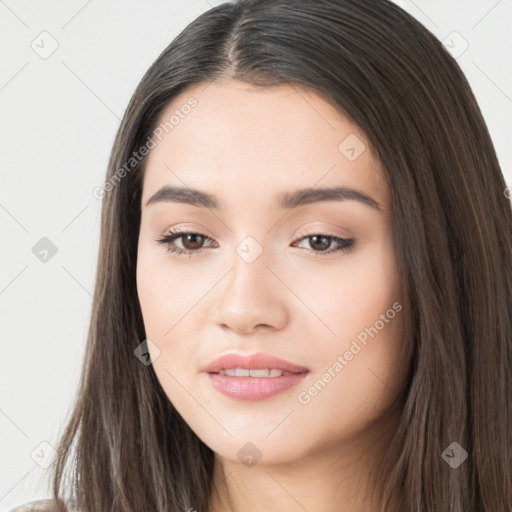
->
xmin=310 ymin=235 xmax=330 ymax=251
xmin=184 ymin=234 xmax=203 ymax=250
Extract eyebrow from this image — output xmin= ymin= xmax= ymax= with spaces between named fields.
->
xmin=144 ymin=185 xmax=381 ymax=212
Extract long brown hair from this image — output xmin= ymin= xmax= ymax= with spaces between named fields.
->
xmin=50 ymin=0 xmax=512 ymax=510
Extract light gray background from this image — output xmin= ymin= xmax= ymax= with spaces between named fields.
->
xmin=1 ymin=0 xmax=511 ymax=509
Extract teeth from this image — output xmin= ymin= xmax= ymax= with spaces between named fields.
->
xmin=218 ymin=368 xmax=290 ymax=377
xmin=250 ymin=369 xmax=270 ymax=377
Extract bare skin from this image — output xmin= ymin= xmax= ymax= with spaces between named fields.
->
xmin=136 ymin=77 xmax=408 ymax=512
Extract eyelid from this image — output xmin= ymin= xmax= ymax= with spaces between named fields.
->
xmin=294 ymin=220 xmax=355 ymax=241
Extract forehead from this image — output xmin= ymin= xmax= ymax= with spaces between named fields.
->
xmin=141 ymin=78 xmax=389 ymax=212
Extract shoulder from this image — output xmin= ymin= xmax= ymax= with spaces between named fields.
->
xmin=9 ymin=499 xmax=80 ymax=512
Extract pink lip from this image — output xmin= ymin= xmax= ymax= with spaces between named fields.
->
xmin=207 ymin=372 xmax=308 ymax=401
xmin=203 ymin=352 xmax=309 ymax=401
xmin=203 ymin=352 xmax=309 ymax=374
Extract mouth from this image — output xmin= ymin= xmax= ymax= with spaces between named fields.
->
xmin=203 ymin=352 xmax=309 ymax=401
xmin=203 ymin=351 xmax=309 ymax=374
xmin=213 ymin=368 xmax=301 ymax=377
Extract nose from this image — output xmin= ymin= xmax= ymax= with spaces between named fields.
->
xmin=214 ymin=239 xmax=289 ymax=335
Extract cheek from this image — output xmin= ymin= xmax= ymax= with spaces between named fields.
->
xmin=136 ymin=244 xmax=203 ymax=336
xmin=292 ymin=238 xmax=401 ymax=341
xmin=136 ymin=259 xmax=167 ymax=337
xmin=295 ymin=240 xmax=405 ymax=432
xmin=136 ymin=247 xmax=181 ymax=366
xmin=135 ymin=246 xmax=210 ymax=383
xmin=135 ymin=254 xmax=197 ymax=409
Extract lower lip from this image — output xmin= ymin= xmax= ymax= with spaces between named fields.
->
xmin=207 ymin=372 xmax=308 ymax=400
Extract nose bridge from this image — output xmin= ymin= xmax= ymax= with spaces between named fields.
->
xmin=226 ymin=233 xmax=270 ymax=296
xmin=215 ymin=232 xmax=288 ymax=332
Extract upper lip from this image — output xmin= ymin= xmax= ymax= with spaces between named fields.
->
xmin=203 ymin=352 xmax=309 ymax=374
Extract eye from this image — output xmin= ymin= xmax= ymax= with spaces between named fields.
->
xmin=154 ymin=227 xmax=217 ymax=257
xmin=292 ymin=233 xmax=356 ymax=255
xmin=154 ymin=228 xmax=356 ymax=257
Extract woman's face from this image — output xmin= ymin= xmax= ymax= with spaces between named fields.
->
xmin=136 ymin=78 xmax=408 ymax=466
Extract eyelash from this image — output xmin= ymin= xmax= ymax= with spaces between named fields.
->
xmin=154 ymin=227 xmax=356 ymax=258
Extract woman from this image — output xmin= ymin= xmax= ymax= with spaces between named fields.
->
xmin=11 ymin=0 xmax=512 ymax=510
